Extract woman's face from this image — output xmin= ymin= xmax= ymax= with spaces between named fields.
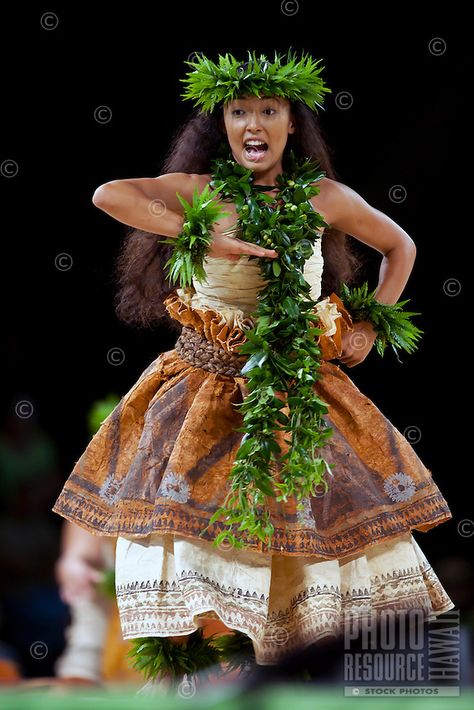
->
xmin=223 ymin=96 xmax=295 ymax=174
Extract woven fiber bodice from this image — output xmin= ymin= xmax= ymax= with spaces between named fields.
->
xmin=176 ymin=235 xmax=324 ymax=330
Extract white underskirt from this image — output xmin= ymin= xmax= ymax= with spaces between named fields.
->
xmin=114 ymin=530 xmax=454 ymax=666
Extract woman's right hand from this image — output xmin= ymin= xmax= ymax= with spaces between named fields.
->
xmin=207 ymin=228 xmax=278 ymax=262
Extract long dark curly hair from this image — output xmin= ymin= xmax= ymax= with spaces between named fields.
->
xmin=114 ymin=101 xmax=365 ymax=334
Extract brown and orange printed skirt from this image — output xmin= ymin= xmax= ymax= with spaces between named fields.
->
xmin=52 ymin=292 xmax=455 ymax=664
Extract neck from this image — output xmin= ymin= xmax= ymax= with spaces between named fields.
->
xmin=252 ymin=162 xmax=284 ymax=186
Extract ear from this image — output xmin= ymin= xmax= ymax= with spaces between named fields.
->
xmin=288 ymin=105 xmax=296 ymax=133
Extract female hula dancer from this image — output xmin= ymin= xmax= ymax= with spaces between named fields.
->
xmin=52 ymin=51 xmax=454 ymax=687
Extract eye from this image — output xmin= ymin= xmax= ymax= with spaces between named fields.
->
xmin=232 ymin=109 xmax=245 ymax=116
xmin=263 ymin=108 xmax=277 ymax=115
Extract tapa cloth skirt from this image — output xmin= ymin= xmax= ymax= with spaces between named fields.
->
xmin=114 ymin=530 xmax=454 ymax=666
xmin=51 ymin=291 xmax=455 ymax=662
xmin=52 ymin=291 xmax=452 ymax=556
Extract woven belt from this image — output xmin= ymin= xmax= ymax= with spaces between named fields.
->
xmin=175 ymin=326 xmax=249 ymax=378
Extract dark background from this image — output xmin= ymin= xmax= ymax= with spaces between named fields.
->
xmin=1 ymin=4 xmax=470 ymax=679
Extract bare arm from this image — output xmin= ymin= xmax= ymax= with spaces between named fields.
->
xmin=92 ymin=172 xmax=198 ymax=237
xmin=58 ymin=520 xmax=103 ymax=565
xmin=316 ymin=179 xmax=417 ymax=305
xmin=92 ymin=172 xmax=278 ymax=260
xmin=314 ymin=179 xmax=418 ymax=367
xmin=55 ymin=521 xmax=104 ymax=604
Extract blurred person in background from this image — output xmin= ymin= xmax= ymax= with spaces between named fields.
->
xmin=0 ymin=408 xmax=66 ymax=681
xmin=54 ymin=520 xmax=142 ymax=685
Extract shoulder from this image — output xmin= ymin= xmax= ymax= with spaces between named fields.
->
xmin=309 ymin=177 xmax=370 ymax=230
xmin=310 ymin=178 xmax=416 ymax=253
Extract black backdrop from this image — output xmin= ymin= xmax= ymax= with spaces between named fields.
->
xmin=2 ymin=5 xmax=470 ymax=615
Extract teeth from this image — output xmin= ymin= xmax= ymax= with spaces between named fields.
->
xmin=245 ymin=140 xmax=266 ymax=147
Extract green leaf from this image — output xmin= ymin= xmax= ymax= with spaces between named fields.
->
xmin=272 ymin=260 xmax=281 ymax=277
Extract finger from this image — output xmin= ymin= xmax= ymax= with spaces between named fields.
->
xmin=245 ymin=247 xmax=277 ymax=258
xmin=235 ymin=240 xmax=277 ymax=258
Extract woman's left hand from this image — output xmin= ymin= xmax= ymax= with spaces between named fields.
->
xmin=338 ymin=320 xmax=378 ymax=367
xmin=55 ymin=555 xmax=104 ymax=605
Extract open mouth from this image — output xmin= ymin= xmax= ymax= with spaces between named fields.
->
xmin=243 ymin=140 xmax=268 ymax=161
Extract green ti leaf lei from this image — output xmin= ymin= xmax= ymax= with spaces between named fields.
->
xmin=202 ymin=151 xmax=334 ymax=552
xmin=162 ymin=149 xmax=423 ymax=552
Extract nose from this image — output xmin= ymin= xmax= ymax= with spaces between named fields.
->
xmin=246 ymin=111 xmax=262 ymax=132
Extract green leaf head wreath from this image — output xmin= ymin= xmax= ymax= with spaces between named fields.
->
xmin=180 ymin=49 xmax=332 ymax=113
